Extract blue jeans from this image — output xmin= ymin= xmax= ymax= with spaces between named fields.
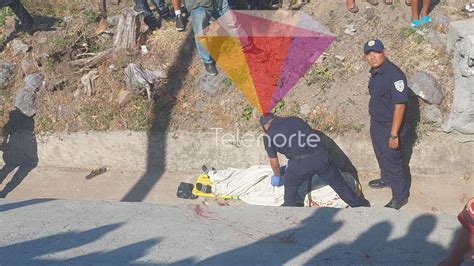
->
xmin=0 ymin=0 xmax=33 ymax=26
xmin=190 ymin=0 xmax=230 ymax=64
xmin=135 ymin=0 xmax=164 ymax=18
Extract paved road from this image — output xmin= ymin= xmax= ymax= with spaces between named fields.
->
xmin=0 ymin=199 xmax=463 ymax=265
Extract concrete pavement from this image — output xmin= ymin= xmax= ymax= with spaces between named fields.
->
xmin=0 ymin=199 xmax=464 ymax=265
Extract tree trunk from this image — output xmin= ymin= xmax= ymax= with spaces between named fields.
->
xmin=114 ymin=8 xmax=141 ymax=50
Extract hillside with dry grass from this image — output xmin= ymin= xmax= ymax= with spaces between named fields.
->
xmin=0 ymin=0 xmax=470 ymax=137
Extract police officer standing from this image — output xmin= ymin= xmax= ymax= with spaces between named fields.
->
xmin=364 ymin=39 xmax=410 ymax=210
xmin=260 ymin=113 xmax=370 ymax=208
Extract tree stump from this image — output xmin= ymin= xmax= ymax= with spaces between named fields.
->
xmin=114 ymin=8 xmax=141 ymax=50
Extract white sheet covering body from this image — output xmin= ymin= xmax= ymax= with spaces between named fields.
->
xmin=208 ymin=165 xmax=357 ymax=208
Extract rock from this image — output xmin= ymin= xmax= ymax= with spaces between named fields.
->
xmin=11 ymin=39 xmax=30 ymax=55
xmin=80 ymin=70 xmax=99 ymax=97
xmin=409 ymin=71 xmax=443 ymax=105
xmin=46 ymin=78 xmax=67 ymax=92
xmin=21 ymin=59 xmax=38 ymax=75
xmin=117 ymin=90 xmax=134 ymax=107
xmin=335 ymin=55 xmax=345 ymax=61
xmin=197 ymin=71 xmax=226 ymax=96
xmin=15 ymin=73 xmax=44 ymax=117
xmin=124 ymin=63 xmax=167 ymax=100
xmin=443 ymin=18 xmax=474 ymax=134
xmin=15 ymin=88 xmax=36 ymax=117
xmin=344 ymin=24 xmax=356 ymax=36
xmin=0 ymin=61 xmax=16 ymax=89
xmin=107 ymin=15 xmax=121 ymax=27
xmin=315 ymin=53 xmax=327 ymax=64
xmin=424 ymin=104 xmax=443 ymax=124
xmin=461 ymin=66 xmax=474 ymax=77
xmin=24 ymin=73 xmax=45 ymax=92
xmin=425 ymin=31 xmax=446 ymax=48
xmin=433 ymin=15 xmax=449 ymax=34
xmin=299 ymin=103 xmax=311 ymax=116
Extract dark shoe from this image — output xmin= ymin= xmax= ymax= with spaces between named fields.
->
xmin=384 ymin=198 xmax=408 ymax=210
xmin=362 ymin=199 xmax=371 ymax=207
xmin=144 ymin=16 xmax=159 ymax=31
xmin=22 ymin=22 xmax=50 ymax=35
xmin=157 ymin=6 xmax=172 ymax=20
xmin=352 ymin=199 xmax=371 ymax=207
xmin=180 ymin=6 xmax=189 ymax=17
xmin=175 ymin=14 xmax=185 ymax=31
xmin=368 ymin=179 xmax=389 ymax=189
xmin=204 ymin=62 xmax=218 ymax=76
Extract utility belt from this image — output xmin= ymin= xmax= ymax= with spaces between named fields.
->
xmin=291 ymin=151 xmax=317 ymax=160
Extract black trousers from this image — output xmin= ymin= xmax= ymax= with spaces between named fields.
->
xmin=282 ymin=150 xmax=367 ymax=207
xmin=370 ymin=120 xmax=409 ymax=202
xmin=0 ymin=0 xmax=33 ymax=26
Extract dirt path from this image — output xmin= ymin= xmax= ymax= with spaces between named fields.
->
xmin=1 ymin=166 xmax=471 ymax=215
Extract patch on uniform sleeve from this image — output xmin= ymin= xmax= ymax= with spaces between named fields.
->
xmin=394 ymin=80 xmax=405 ymax=92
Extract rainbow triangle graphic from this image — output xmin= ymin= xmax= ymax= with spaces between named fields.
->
xmin=197 ymin=10 xmax=336 ymax=114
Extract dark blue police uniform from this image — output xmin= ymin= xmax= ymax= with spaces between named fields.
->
xmin=368 ymin=59 xmax=409 ymax=203
xmin=263 ymin=116 xmax=368 ymax=207
xmin=0 ymin=0 xmax=33 ymax=27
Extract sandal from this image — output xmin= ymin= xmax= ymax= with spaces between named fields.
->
xmin=367 ymin=0 xmax=379 ymax=6
xmin=347 ymin=4 xmax=359 ymax=13
xmin=405 ymin=0 xmax=411 ymax=6
xmin=421 ymin=15 xmax=432 ymax=28
xmin=410 ymin=19 xmax=421 ymax=29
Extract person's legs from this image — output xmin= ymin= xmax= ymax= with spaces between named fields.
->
xmin=150 ymin=0 xmax=171 ymax=19
xmin=172 ymin=0 xmax=186 ymax=31
xmin=346 ymin=0 xmax=359 ymax=13
xmin=370 ymin=122 xmax=388 ymax=183
xmin=1 ymin=0 xmax=33 ymax=27
xmin=171 ymin=0 xmax=180 ymax=11
xmin=282 ymin=172 xmax=309 ymax=207
xmin=150 ymin=0 xmax=164 ymax=9
xmin=317 ymin=160 xmax=369 ymax=207
xmin=98 ymin=0 xmax=107 ymax=18
xmin=216 ymin=0 xmax=230 ymax=17
xmin=421 ymin=0 xmax=430 ymax=17
xmin=215 ymin=0 xmax=253 ymax=50
xmin=136 ymin=0 xmax=159 ymax=28
xmin=190 ymin=7 xmax=213 ymax=64
xmin=377 ymin=125 xmax=408 ymax=203
xmin=96 ymin=0 xmax=108 ymax=34
xmin=420 ymin=0 xmax=431 ymax=27
xmin=410 ymin=0 xmax=420 ymax=21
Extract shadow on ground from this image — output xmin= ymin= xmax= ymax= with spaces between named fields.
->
xmin=121 ymin=30 xmax=196 ymax=202
xmin=179 ymin=208 xmax=448 ymax=265
xmin=0 ymin=109 xmax=38 ymax=198
xmin=0 ymin=223 xmax=160 ymax=265
xmin=0 ymin=206 xmax=454 ymax=264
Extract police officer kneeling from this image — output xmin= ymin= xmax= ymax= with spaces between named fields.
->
xmin=260 ymin=113 xmax=370 ymax=208
xmin=364 ymin=39 xmax=410 ymax=210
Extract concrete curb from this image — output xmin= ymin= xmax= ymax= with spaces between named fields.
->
xmin=17 ymin=130 xmax=474 ymax=175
